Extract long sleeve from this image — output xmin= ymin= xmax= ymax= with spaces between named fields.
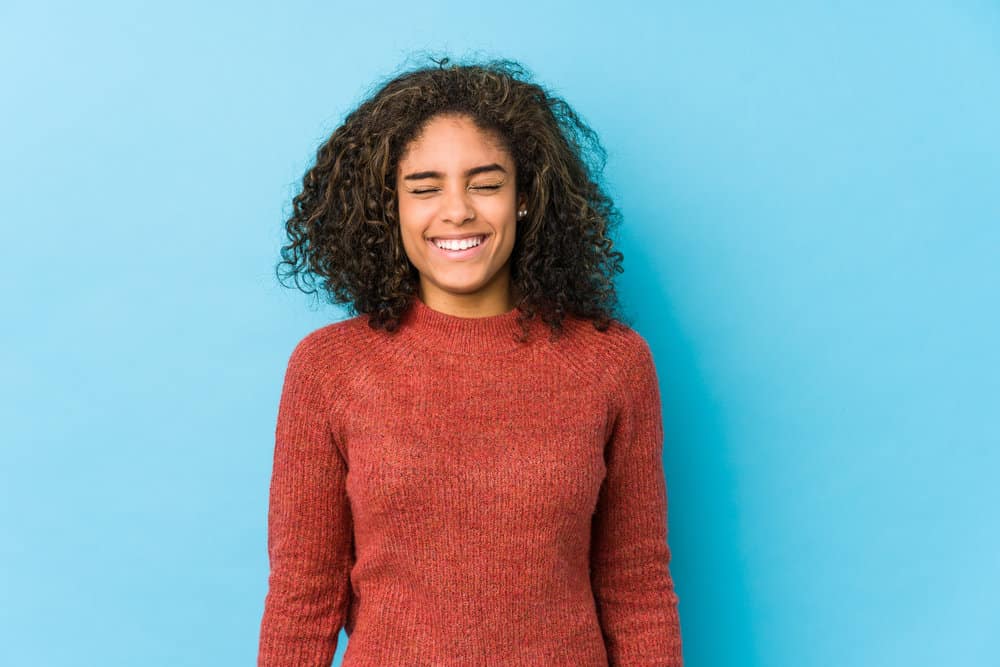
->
xmin=258 ymin=337 xmax=353 ymax=667
xmin=590 ymin=338 xmax=683 ymax=666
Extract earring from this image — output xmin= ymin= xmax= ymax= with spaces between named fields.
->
xmin=517 ymin=209 xmax=527 ymax=219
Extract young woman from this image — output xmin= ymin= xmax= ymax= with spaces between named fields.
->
xmin=258 ymin=56 xmax=684 ymax=666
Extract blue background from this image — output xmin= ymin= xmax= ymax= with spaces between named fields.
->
xmin=3 ymin=1 xmax=997 ymax=665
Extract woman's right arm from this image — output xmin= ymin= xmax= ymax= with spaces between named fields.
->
xmin=258 ymin=336 xmax=353 ymax=667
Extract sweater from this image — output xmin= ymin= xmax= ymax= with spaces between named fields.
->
xmin=257 ymin=293 xmax=684 ymax=666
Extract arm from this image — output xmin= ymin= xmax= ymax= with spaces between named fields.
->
xmin=590 ymin=337 xmax=683 ymax=666
xmin=258 ymin=336 xmax=353 ymax=667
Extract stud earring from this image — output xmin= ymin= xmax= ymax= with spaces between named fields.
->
xmin=517 ymin=209 xmax=527 ymax=219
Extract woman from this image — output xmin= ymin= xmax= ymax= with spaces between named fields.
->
xmin=258 ymin=56 xmax=683 ymax=666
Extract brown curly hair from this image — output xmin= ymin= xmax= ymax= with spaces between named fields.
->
xmin=275 ymin=54 xmax=632 ymax=342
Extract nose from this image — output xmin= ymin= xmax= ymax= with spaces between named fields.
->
xmin=440 ymin=185 xmax=475 ymax=225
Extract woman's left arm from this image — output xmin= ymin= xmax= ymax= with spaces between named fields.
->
xmin=590 ymin=336 xmax=684 ymax=666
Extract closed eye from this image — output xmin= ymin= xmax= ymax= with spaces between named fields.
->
xmin=410 ymin=185 xmax=502 ymax=194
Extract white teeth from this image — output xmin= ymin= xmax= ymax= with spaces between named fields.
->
xmin=433 ymin=235 xmax=485 ymax=251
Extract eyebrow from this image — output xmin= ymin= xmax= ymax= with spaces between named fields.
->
xmin=402 ymin=163 xmax=507 ymax=181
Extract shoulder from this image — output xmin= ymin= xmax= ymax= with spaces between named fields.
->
xmin=542 ymin=314 xmax=658 ymax=410
xmin=284 ymin=312 xmax=373 ymax=373
xmin=560 ymin=314 xmax=655 ymax=380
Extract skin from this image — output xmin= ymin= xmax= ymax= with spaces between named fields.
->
xmin=396 ymin=113 xmax=527 ymax=318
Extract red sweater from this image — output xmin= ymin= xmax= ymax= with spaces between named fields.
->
xmin=257 ymin=294 xmax=684 ymax=666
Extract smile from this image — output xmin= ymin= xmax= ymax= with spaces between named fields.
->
xmin=426 ymin=234 xmax=490 ymax=259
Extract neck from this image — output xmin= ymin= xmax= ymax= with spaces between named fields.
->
xmin=418 ymin=277 xmax=515 ymax=318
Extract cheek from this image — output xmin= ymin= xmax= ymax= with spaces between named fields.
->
xmin=398 ymin=198 xmax=436 ymax=228
xmin=397 ymin=203 xmax=423 ymax=237
xmin=400 ymin=228 xmax=426 ymax=260
xmin=396 ymin=199 xmax=413 ymax=225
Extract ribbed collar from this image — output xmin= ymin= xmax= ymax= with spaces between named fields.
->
xmin=397 ymin=293 xmax=534 ymax=355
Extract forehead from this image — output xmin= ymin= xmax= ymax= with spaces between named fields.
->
xmin=399 ymin=114 xmax=511 ymax=167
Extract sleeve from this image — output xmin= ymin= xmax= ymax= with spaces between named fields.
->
xmin=258 ymin=337 xmax=354 ymax=667
xmin=590 ymin=337 xmax=684 ymax=666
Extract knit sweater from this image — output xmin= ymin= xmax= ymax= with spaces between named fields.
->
xmin=257 ymin=294 xmax=683 ymax=666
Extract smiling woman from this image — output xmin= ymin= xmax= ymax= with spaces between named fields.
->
xmin=259 ymin=55 xmax=684 ymax=667
xmin=274 ymin=56 xmax=629 ymax=339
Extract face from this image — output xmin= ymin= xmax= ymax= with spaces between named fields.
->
xmin=396 ymin=113 xmax=526 ymax=314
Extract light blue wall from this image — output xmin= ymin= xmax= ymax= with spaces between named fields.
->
xmin=2 ymin=1 xmax=997 ymax=665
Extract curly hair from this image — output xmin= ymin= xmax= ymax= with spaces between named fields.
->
xmin=275 ymin=54 xmax=632 ymax=342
